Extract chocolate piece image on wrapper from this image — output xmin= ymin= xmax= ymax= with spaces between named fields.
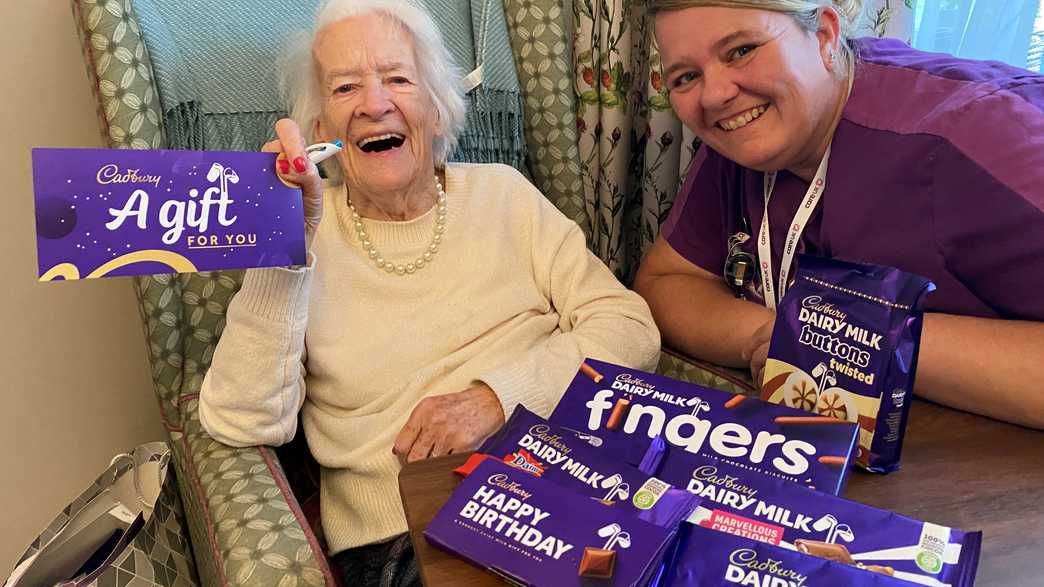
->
xmin=606 ymin=396 xmax=632 ymax=430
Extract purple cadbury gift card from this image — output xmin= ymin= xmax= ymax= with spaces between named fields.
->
xmin=32 ymin=148 xmax=305 ymax=280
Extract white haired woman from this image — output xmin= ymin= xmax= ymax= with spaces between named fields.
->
xmin=635 ymin=0 xmax=1044 ymax=428
xmin=198 ymin=0 xmax=660 ymax=584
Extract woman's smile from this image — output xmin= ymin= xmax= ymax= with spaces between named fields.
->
xmin=716 ymin=104 xmax=770 ymax=131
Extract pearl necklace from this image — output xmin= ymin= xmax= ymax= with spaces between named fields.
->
xmin=347 ymin=176 xmax=447 ymax=275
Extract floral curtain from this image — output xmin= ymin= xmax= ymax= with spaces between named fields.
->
xmin=560 ymin=0 xmax=916 ymax=283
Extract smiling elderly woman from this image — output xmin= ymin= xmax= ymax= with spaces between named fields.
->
xmin=197 ymin=0 xmax=659 ymax=585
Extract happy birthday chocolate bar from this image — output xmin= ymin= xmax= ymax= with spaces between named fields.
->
xmin=425 ymin=459 xmax=682 ymax=586
xmin=549 ymin=359 xmax=859 ymax=495
xmin=31 ymin=148 xmax=305 ymax=280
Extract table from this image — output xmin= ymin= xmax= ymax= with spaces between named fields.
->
xmin=398 ymin=400 xmax=1044 ymax=586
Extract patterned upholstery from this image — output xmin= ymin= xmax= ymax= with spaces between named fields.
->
xmin=71 ymin=1 xmax=745 ymax=586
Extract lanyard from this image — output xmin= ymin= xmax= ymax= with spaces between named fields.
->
xmin=757 ymin=147 xmax=831 ymax=310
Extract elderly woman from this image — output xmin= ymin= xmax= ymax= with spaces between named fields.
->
xmin=635 ymin=0 xmax=1044 ymax=429
xmin=198 ymin=0 xmax=659 ymax=584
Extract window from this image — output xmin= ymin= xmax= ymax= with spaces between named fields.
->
xmin=911 ymin=0 xmax=1044 ymax=72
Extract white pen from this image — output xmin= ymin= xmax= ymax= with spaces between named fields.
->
xmin=305 ymin=139 xmax=343 ymax=164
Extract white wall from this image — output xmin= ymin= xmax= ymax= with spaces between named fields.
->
xmin=0 ymin=1 xmax=163 ymax=574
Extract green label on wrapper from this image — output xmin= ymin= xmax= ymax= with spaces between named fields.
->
xmin=916 ymin=550 xmax=942 ymax=573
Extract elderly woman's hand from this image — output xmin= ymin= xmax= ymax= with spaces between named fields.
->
xmin=264 ymin=118 xmax=325 ymax=250
xmin=393 ymin=383 xmax=506 ymax=463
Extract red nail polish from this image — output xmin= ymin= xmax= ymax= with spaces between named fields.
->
xmin=293 ymin=156 xmax=307 ymax=173
xmin=278 ymin=159 xmax=290 ymax=174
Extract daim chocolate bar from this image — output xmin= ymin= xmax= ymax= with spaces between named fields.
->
xmin=477 ymin=405 xmax=701 ymax=529
xmin=550 ymin=359 xmax=859 ymax=495
xmin=424 ymin=459 xmax=683 ymax=586
xmin=656 ymin=522 xmax=938 ymax=587
xmin=640 ymin=438 xmax=981 ymax=586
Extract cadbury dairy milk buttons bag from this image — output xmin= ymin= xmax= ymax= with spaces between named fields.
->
xmin=760 ymin=255 xmax=935 ymax=473
xmin=424 ymin=458 xmax=688 ymax=586
xmin=550 ymin=359 xmax=859 ymax=495
xmin=655 ymin=522 xmax=963 ymax=587
xmin=639 ymin=437 xmax=982 ymax=586
xmin=476 ymin=405 xmax=701 ymax=529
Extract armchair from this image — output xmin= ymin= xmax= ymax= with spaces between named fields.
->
xmin=70 ymin=1 xmax=752 ymax=586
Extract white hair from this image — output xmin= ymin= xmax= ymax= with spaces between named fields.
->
xmin=278 ymin=0 xmax=466 ymax=178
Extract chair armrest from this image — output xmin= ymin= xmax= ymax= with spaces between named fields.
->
xmin=656 ymin=346 xmax=756 ymax=395
xmin=169 ymin=396 xmax=337 ymax=586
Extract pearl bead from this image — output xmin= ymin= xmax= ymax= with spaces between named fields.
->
xmin=348 ymin=174 xmax=446 ymax=276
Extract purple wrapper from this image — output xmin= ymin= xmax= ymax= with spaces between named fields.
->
xmin=424 ymin=459 xmax=678 ymax=586
xmin=761 ymin=255 xmax=935 ymax=473
xmin=478 ymin=405 xmax=701 ymax=530
xmin=657 ymin=523 xmax=941 ymax=586
xmin=550 ymin=359 xmax=859 ymax=495
xmin=31 ymin=148 xmax=305 ymax=280
xmin=641 ymin=437 xmax=981 ymax=586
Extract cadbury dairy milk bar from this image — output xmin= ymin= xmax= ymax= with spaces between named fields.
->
xmin=550 ymin=359 xmax=859 ymax=495
xmin=640 ymin=438 xmax=981 ymax=586
xmin=761 ymin=255 xmax=935 ymax=473
xmin=424 ymin=459 xmax=689 ymax=586
xmin=478 ymin=405 xmax=701 ymax=529
xmin=656 ymin=523 xmax=960 ymax=587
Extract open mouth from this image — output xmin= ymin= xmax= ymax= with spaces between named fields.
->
xmin=357 ymin=133 xmax=406 ymax=153
xmin=717 ymin=105 xmax=770 ymax=132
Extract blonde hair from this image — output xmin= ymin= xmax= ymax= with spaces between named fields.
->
xmin=279 ymin=0 xmax=466 ymax=179
xmin=648 ymin=0 xmax=866 ymax=74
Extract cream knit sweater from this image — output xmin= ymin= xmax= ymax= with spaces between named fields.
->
xmin=199 ymin=163 xmax=660 ymax=554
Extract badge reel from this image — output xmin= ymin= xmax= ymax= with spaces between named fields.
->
xmin=724 ymin=232 xmax=755 ymax=298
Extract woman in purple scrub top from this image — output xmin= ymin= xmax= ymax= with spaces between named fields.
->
xmin=634 ymin=0 xmax=1044 ymax=428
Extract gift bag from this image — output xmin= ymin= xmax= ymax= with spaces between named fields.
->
xmin=4 ymin=442 xmax=198 ymax=587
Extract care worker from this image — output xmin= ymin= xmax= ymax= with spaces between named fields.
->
xmin=634 ymin=0 xmax=1044 ymax=428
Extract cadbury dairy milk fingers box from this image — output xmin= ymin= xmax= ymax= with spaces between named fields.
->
xmin=640 ymin=438 xmax=982 ymax=586
xmin=761 ymin=255 xmax=935 ymax=473
xmin=550 ymin=359 xmax=859 ymax=495
xmin=656 ymin=523 xmax=948 ymax=587
xmin=477 ymin=405 xmax=701 ymax=528
xmin=424 ymin=459 xmax=684 ymax=586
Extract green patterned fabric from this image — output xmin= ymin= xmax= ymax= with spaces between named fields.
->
xmin=501 ymin=0 xmax=591 ymax=240
xmin=71 ymin=2 xmax=337 ymax=586
xmin=656 ymin=351 xmax=755 ymax=397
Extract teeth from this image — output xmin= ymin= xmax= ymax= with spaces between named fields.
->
xmin=719 ymin=105 xmax=768 ymax=131
xmin=357 ymin=133 xmax=404 ymax=148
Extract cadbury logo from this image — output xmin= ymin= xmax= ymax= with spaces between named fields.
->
xmin=526 ymin=425 xmax=571 ymax=456
xmin=486 ymin=473 xmax=532 ymax=500
xmin=727 ymin=549 xmax=808 ymax=587
xmin=800 ymin=295 xmax=848 ymax=322
xmin=96 ymin=164 xmax=163 ymax=188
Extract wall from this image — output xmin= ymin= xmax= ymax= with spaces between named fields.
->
xmin=0 ymin=1 xmax=163 ymax=574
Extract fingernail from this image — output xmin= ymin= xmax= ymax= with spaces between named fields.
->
xmin=293 ymin=156 xmax=307 ymax=173
xmin=277 ymin=159 xmax=290 ymax=174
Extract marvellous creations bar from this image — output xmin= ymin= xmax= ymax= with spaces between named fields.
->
xmin=657 ymin=523 xmax=935 ymax=586
xmin=640 ymin=438 xmax=981 ymax=586
xmin=424 ymin=459 xmax=687 ymax=586
xmin=550 ymin=359 xmax=859 ymax=495
xmin=31 ymin=148 xmax=306 ymax=280
xmin=478 ymin=405 xmax=700 ymax=528
xmin=761 ymin=255 xmax=935 ymax=472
